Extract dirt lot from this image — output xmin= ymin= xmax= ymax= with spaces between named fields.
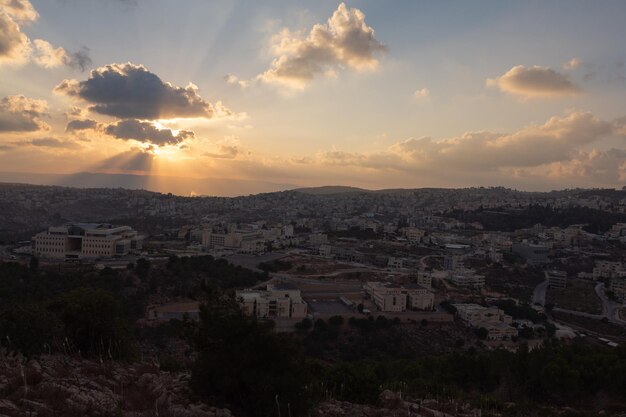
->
xmin=480 ymin=264 xmax=545 ymax=302
xmin=547 ymin=279 xmax=602 ymax=314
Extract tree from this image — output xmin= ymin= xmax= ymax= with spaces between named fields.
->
xmin=135 ymin=257 xmax=151 ymax=279
xmin=0 ymin=304 xmax=63 ymax=356
xmin=191 ymin=295 xmax=311 ymax=417
xmin=475 ymin=327 xmax=489 ymax=340
xmin=29 ymin=256 xmax=39 ymax=272
xmin=47 ymin=288 xmax=136 ymax=359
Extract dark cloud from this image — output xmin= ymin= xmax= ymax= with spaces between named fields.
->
xmin=66 ymin=118 xmax=99 ymax=132
xmin=66 ymin=47 xmax=92 ymax=72
xmin=55 ymin=63 xmax=215 ymax=119
xmin=104 ymin=119 xmax=194 ymax=146
xmin=0 ymin=95 xmax=49 ymax=132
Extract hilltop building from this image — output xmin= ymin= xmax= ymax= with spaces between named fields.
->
xmin=33 ymin=223 xmax=143 ymax=260
xmin=236 ymin=283 xmax=307 ymax=319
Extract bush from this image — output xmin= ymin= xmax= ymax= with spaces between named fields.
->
xmin=328 ymin=315 xmax=344 ymax=327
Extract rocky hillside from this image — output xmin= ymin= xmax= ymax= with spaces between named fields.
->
xmin=0 ymin=353 xmax=232 ymax=417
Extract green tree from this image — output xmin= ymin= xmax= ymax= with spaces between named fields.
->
xmin=191 ymin=295 xmax=311 ymax=417
xmin=47 ymin=288 xmax=136 ymax=359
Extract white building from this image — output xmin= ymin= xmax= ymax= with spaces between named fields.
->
xmin=202 ymin=230 xmax=265 ymax=254
xmin=453 ymin=303 xmax=517 ymax=340
xmin=415 ymin=271 xmax=433 ymax=289
xmin=593 ymin=261 xmax=624 ymax=280
xmin=364 ymin=282 xmax=434 ymax=312
xmin=236 ymin=283 xmax=308 ymax=319
xmin=33 ymin=223 xmax=142 ymax=260
xmin=547 ymin=270 xmax=567 ymax=289
xmin=608 ymin=276 xmax=626 ymax=303
xmin=448 ymin=270 xmax=485 ymax=287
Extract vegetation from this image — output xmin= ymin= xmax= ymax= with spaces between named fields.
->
xmin=491 ymin=299 xmax=544 ymax=323
xmin=3 ymin=258 xmax=626 ymax=416
xmin=445 ymin=205 xmax=626 ymax=233
xmin=258 ymin=259 xmax=293 ymax=273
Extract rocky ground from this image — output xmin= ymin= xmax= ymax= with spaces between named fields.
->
xmin=315 ymin=390 xmax=483 ymax=417
xmin=0 ymin=353 xmax=231 ymax=417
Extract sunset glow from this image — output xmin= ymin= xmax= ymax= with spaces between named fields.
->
xmin=1 ymin=1 xmax=626 ymax=195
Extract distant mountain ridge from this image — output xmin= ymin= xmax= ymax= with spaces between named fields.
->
xmin=0 ymin=171 xmax=296 ymax=197
xmin=292 ymin=185 xmax=371 ymax=195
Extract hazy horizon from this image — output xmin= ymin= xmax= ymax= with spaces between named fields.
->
xmin=1 ymin=170 xmax=624 ymax=198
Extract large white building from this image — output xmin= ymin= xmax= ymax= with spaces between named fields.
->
xmin=236 ymin=283 xmax=308 ymax=319
xmin=453 ymin=303 xmax=517 ymax=340
xmin=364 ymin=282 xmax=434 ymax=312
xmin=33 ymin=223 xmax=142 ymax=260
xmin=202 ymin=229 xmax=265 ymax=254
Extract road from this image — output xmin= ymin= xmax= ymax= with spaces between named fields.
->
xmin=532 ymin=277 xmax=626 ymax=327
xmin=532 ymin=276 xmax=548 ymax=306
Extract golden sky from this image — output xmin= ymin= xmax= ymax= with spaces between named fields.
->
xmin=1 ymin=0 xmax=626 ymax=194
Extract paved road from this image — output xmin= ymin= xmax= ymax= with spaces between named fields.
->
xmin=532 ymin=277 xmax=549 ymax=306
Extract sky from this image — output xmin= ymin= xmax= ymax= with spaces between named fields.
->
xmin=1 ymin=0 xmax=626 ymax=194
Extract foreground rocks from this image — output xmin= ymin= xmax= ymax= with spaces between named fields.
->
xmin=0 ymin=353 xmax=232 ymax=417
xmin=314 ymin=390 xmax=482 ymax=417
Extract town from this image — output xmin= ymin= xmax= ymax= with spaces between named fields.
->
xmin=2 ymin=183 xmax=625 ymax=352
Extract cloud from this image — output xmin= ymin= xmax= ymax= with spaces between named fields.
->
xmin=298 ymin=111 xmax=619 ymax=187
xmin=257 ymin=3 xmax=386 ymax=89
xmin=487 ymin=65 xmax=581 ymax=98
xmin=0 ymin=0 xmax=91 ymax=69
xmin=0 ymin=95 xmax=49 ymax=132
xmin=414 ymin=88 xmax=430 ymax=99
xmin=32 ymin=39 xmax=69 ymax=68
xmin=389 ymin=111 xmax=612 ymax=170
xmin=563 ymin=58 xmax=582 ymax=70
xmin=546 ymin=148 xmax=626 ymax=184
xmin=104 ymin=119 xmax=194 ymax=146
xmin=55 ymin=63 xmax=217 ymax=119
xmin=66 ymin=47 xmax=92 ymax=71
xmin=66 ymin=118 xmax=99 ymax=132
xmin=203 ymin=145 xmax=240 ymax=159
xmin=0 ymin=0 xmax=38 ymax=22
xmin=225 ymin=74 xmax=250 ymax=89
xmin=0 ymin=9 xmax=31 ymax=64
xmin=29 ymin=137 xmax=79 ymax=148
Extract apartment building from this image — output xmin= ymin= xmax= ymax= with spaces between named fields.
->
xmin=236 ymin=283 xmax=307 ymax=319
xmin=593 ymin=261 xmax=624 ymax=280
xmin=202 ymin=229 xmax=265 ymax=253
xmin=448 ymin=270 xmax=485 ymax=287
xmin=364 ymin=282 xmax=434 ymax=312
xmin=547 ymin=270 xmax=567 ymax=289
xmin=414 ymin=271 xmax=433 ymax=289
xmin=608 ymin=276 xmax=626 ymax=303
xmin=33 ymin=223 xmax=142 ymax=260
